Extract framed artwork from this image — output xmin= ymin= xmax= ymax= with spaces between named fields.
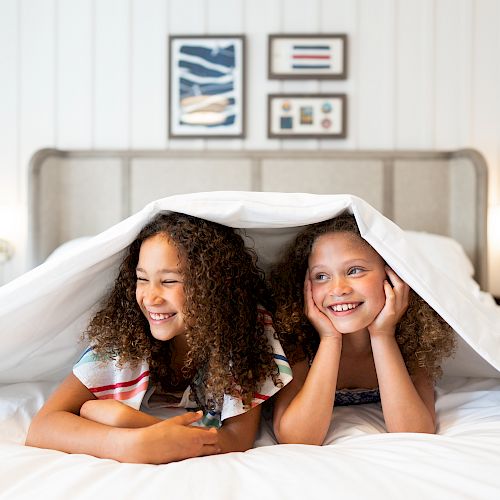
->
xmin=268 ymin=94 xmax=347 ymax=139
xmin=268 ymin=34 xmax=347 ymax=79
xmin=169 ymin=35 xmax=245 ymax=138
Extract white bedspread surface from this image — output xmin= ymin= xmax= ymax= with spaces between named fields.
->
xmin=1 ymin=377 xmax=499 ymax=499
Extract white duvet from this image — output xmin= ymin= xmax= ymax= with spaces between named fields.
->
xmin=1 ymin=192 xmax=500 ymax=499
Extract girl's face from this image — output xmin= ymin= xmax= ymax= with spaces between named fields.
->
xmin=135 ymin=234 xmax=186 ymax=342
xmin=308 ymin=231 xmax=387 ymax=335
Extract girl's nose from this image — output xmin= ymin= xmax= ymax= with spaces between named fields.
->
xmin=144 ymin=286 xmax=164 ymax=306
xmin=330 ymin=276 xmax=352 ymax=297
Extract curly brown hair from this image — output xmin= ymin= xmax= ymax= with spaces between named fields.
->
xmin=85 ymin=211 xmax=279 ymax=410
xmin=270 ymin=213 xmax=456 ymax=380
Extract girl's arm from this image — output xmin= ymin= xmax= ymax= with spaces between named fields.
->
xmin=371 ymin=336 xmax=436 ymax=432
xmin=273 ymin=273 xmax=342 ymax=445
xmin=25 ymin=373 xmax=220 ymax=463
xmin=83 ymin=398 xmax=263 ymax=453
xmin=369 ymin=268 xmax=436 ymax=434
xmin=217 ymin=405 xmax=262 ymax=452
xmin=80 ymin=399 xmax=161 ymax=428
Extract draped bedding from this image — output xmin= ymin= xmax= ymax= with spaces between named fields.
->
xmin=1 ymin=191 xmax=499 ymax=499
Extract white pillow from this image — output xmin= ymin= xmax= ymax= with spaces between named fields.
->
xmin=404 ymin=231 xmax=475 ymax=289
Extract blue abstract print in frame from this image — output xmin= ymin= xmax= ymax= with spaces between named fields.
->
xmin=169 ymin=36 xmax=245 ymax=137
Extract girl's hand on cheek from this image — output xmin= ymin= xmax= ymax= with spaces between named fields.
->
xmin=368 ymin=267 xmax=410 ymax=339
xmin=304 ymin=271 xmax=342 ymax=341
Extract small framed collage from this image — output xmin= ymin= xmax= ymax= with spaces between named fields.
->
xmin=268 ymin=94 xmax=347 ymax=138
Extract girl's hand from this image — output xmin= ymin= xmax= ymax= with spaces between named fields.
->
xmin=368 ymin=266 xmax=410 ymax=339
xmin=130 ymin=411 xmax=221 ymax=464
xmin=304 ymin=270 xmax=342 ymax=340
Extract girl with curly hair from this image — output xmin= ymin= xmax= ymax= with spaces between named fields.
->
xmin=271 ymin=212 xmax=455 ymax=445
xmin=26 ymin=212 xmax=291 ymax=464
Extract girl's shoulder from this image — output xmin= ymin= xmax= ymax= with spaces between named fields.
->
xmin=73 ymin=346 xmax=150 ymax=410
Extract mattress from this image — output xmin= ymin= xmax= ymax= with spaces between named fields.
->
xmin=1 ymin=377 xmax=499 ymax=499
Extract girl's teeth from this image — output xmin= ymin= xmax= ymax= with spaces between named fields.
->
xmin=150 ymin=312 xmax=173 ymax=320
xmin=332 ymin=303 xmax=357 ymax=312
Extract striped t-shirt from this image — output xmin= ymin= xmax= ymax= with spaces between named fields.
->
xmin=73 ymin=310 xmax=292 ymax=427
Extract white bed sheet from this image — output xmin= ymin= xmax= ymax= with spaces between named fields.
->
xmin=1 ymin=377 xmax=499 ymax=500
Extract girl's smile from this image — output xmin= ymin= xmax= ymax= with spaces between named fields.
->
xmin=327 ymin=301 xmax=362 ymax=314
xmin=147 ymin=311 xmax=177 ymax=322
xmin=308 ymin=232 xmax=387 ymax=335
xmin=136 ymin=234 xmax=186 ymax=341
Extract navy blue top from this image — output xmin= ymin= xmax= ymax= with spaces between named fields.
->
xmin=335 ymin=388 xmax=381 ymax=406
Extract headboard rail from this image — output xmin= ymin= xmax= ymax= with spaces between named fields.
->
xmin=28 ymin=148 xmax=488 ymax=289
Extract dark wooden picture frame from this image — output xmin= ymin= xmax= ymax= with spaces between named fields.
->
xmin=268 ymin=94 xmax=347 ymax=139
xmin=169 ymin=35 xmax=246 ymax=138
xmin=268 ymin=34 xmax=348 ymax=79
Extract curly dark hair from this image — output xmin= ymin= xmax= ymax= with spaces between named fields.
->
xmin=270 ymin=212 xmax=456 ymax=380
xmin=85 ymin=211 xmax=279 ymax=409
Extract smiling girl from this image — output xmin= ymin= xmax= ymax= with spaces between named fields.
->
xmin=271 ymin=213 xmax=455 ymax=445
xmin=26 ymin=212 xmax=291 ymax=463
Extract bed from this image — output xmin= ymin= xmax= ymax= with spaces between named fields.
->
xmin=1 ymin=148 xmax=499 ymax=499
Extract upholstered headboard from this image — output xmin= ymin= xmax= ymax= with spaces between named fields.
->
xmin=28 ymin=148 xmax=488 ymax=288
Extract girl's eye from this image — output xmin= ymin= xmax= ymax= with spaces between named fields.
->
xmin=162 ymin=280 xmax=178 ymax=285
xmin=136 ymin=276 xmax=148 ymax=282
xmin=315 ymin=273 xmax=329 ymax=281
xmin=348 ymin=267 xmax=364 ymax=276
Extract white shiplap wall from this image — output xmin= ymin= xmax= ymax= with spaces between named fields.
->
xmin=0 ymin=0 xmax=500 ymax=291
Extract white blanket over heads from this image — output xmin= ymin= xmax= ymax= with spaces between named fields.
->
xmin=0 ymin=191 xmax=499 ymax=383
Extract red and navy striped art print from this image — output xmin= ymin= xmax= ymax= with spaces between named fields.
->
xmin=269 ymin=35 xmax=347 ymax=79
xmin=291 ymin=44 xmax=332 ymax=70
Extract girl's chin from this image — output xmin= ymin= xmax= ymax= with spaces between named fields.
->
xmin=150 ymin=328 xmax=184 ymax=341
xmin=332 ymin=323 xmax=372 ymax=335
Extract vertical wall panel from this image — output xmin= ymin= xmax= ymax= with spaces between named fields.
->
xmin=93 ymin=0 xmax=130 ymax=148
xmin=205 ymin=0 xmax=244 ymax=150
xmin=17 ymin=0 xmax=55 ymax=279
xmin=319 ymin=0 xmax=357 ymax=150
xmin=0 ymin=0 xmax=19 ymax=204
xmin=434 ymin=0 xmax=473 ymax=149
xmin=357 ymin=0 xmax=396 ymax=148
xmin=243 ymin=0 xmax=281 ymax=150
xmin=130 ymin=0 xmax=167 ymax=149
xmin=56 ymin=0 xmax=93 ymax=149
xmin=472 ymin=0 xmax=500 ymax=205
xmin=19 ymin=0 xmax=56 ymax=198
xmin=281 ymin=0 xmax=320 ymax=151
xmin=206 ymin=0 xmax=241 ymax=33
xmin=167 ymin=0 xmax=206 ymax=150
xmin=396 ymin=0 xmax=434 ymax=148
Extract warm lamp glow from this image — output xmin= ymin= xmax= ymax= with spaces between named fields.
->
xmin=0 ymin=239 xmax=14 ymax=264
xmin=0 ymin=205 xmax=21 ymax=266
xmin=487 ymin=205 xmax=500 ymax=296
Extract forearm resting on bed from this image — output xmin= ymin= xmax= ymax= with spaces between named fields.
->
xmin=26 ymin=410 xmax=221 ymax=463
xmin=371 ymin=336 xmax=436 ymax=433
xmin=24 ymin=373 xmax=220 ymax=463
xmin=80 ymin=399 xmax=161 ymax=428
xmin=25 ymin=410 xmax=138 ymax=461
xmin=216 ymin=405 xmax=262 ymax=453
xmin=274 ymin=338 xmax=341 ymax=445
